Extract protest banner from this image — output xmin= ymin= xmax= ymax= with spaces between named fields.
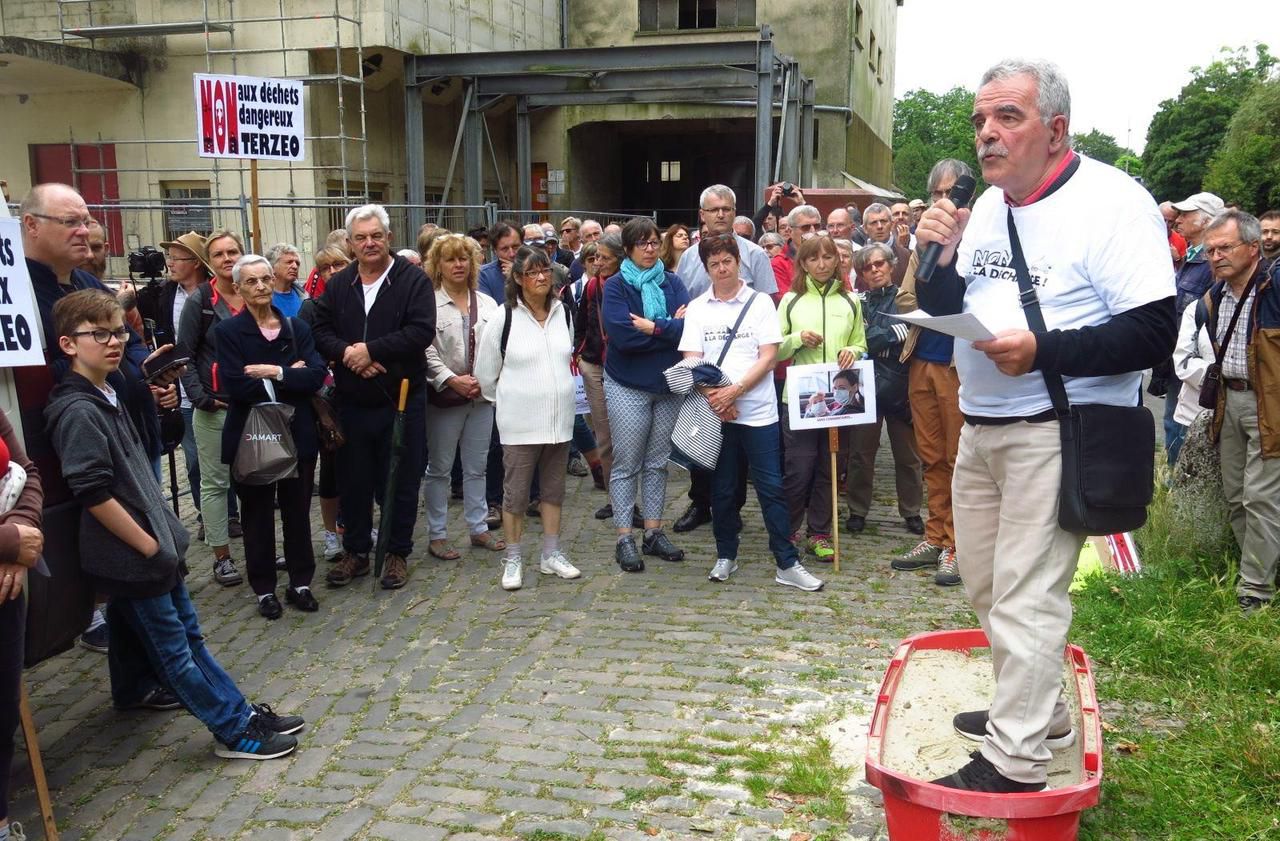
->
xmin=0 ymin=218 xmax=47 ymax=368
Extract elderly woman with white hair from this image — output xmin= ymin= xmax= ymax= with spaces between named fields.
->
xmin=215 ymin=255 xmax=328 ymax=619
xmin=265 ymin=243 xmax=306 ymax=318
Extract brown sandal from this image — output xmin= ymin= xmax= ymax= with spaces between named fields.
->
xmin=470 ymin=531 xmax=507 ymax=552
xmin=428 ymin=540 xmax=461 ymax=560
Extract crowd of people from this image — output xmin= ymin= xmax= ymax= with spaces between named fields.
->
xmin=1 ymin=58 xmax=1278 ymax=841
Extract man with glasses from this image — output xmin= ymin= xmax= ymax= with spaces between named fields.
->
xmin=893 ymin=158 xmax=973 ymax=586
xmin=313 ymin=204 xmax=436 ymax=591
xmin=559 ymin=217 xmax=582 ymax=256
xmin=20 ymin=182 xmax=182 ymax=660
xmin=673 ymin=185 xmax=777 ymax=533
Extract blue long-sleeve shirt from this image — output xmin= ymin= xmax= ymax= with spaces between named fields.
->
xmin=600 ymin=271 xmax=690 ymax=393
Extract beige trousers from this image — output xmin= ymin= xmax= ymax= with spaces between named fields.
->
xmin=1220 ymin=387 xmax=1280 ymax=602
xmin=953 ymin=420 xmax=1081 ymax=784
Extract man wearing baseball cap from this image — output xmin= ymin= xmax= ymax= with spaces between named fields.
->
xmin=908 ymin=198 xmax=926 ymax=228
xmin=1163 ymin=192 xmax=1224 ymax=463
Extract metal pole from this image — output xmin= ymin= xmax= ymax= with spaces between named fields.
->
xmin=516 ymin=96 xmax=532 ymax=211
xmin=481 ymin=112 xmax=509 ymax=209
xmin=437 ymin=82 xmax=476 ymax=224
xmin=782 ymin=62 xmax=801 ymax=185
xmin=462 ymin=78 xmax=484 ymax=230
xmin=404 ymin=57 xmax=426 ymax=234
xmin=754 ymin=26 xmax=775 ymax=213
xmin=800 ymin=78 xmax=816 ymax=188
xmin=774 ymin=62 xmax=792 ymax=184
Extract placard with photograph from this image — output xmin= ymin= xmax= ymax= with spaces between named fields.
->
xmin=785 ymin=361 xmax=877 ymax=430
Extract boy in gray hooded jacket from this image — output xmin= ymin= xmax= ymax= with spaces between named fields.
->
xmin=45 ymin=290 xmax=304 ymax=760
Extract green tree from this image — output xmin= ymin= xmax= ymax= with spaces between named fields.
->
xmin=892 ymin=86 xmax=980 ymax=199
xmin=1203 ymin=78 xmax=1280 ymax=211
xmin=1113 ymin=153 xmax=1144 ymax=179
xmin=1142 ymin=44 xmax=1275 ymax=201
xmin=1072 ymin=128 xmax=1132 ymax=166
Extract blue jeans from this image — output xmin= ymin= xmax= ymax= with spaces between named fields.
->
xmin=713 ymin=421 xmax=799 ymax=569
xmin=571 ymin=414 xmax=596 ymax=457
xmin=107 ymin=580 xmax=252 ymax=743
xmin=1163 ymin=389 xmax=1186 ymax=466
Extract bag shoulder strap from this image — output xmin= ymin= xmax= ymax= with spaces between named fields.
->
xmin=716 ymin=290 xmax=758 ymax=368
xmin=1005 ymin=209 xmax=1071 ymax=416
xmin=1209 ymin=275 xmax=1260 ymax=367
xmin=465 ymin=289 xmax=478 ymax=373
xmin=500 ymin=304 xmax=513 ymax=359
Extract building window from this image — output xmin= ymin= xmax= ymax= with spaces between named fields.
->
xmin=161 ymin=182 xmax=213 ymax=240
xmin=638 ymin=0 xmax=755 ymax=32
xmin=868 ymin=31 xmax=876 ymax=71
xmin=876 ymin=47 xmax=884 ymax=82
xmin=660 ymin=161 xmax=682 ymax=182
xmin=854 ymin=2 xmax=864 ymax=47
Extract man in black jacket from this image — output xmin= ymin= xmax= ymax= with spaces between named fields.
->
xmin=312 ymin=204 xmax=436 ymax=590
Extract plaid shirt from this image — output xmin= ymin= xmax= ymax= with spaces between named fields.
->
xmin=1216 ymin=283 xmax=1256 ymax=381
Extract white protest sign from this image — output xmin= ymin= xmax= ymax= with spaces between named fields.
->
xmin=0 ymin=218 xmax=48 ymax=367
xmin=194 ymin=73 xmax=305 ymax=162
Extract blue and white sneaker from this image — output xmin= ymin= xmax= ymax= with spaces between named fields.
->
xmin=214 ymin=715 xmax=298 ymax=760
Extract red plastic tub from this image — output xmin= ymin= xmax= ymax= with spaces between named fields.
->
xmin=864 ymin=629 xmax=1102 ymax=841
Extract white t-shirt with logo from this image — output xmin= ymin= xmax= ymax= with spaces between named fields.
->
xmin=678 ymin=283 xmax=782 ymax=427
xmin=953 ymin=154 xmax=1174 ymax=417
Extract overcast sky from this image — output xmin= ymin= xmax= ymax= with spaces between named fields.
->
xmin=895 ymin=0 xmax=1279 ymax=154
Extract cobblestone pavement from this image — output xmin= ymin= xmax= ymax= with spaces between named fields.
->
xmin=12 ymin=440 xmax=972 ymax=841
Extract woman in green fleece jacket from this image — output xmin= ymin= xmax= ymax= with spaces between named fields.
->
xmin=776 ymin=234 xmax=867 ymax=561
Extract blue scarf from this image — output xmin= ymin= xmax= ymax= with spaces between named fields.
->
xmin=620 ymin=257 xmax=669 ymax=321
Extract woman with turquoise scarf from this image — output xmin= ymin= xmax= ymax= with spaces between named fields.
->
xmin=601 ymin=217 xmax=691 ymax=574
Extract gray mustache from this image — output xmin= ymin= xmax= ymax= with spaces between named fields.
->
xmin=978 ymin=143 xmax=1009 ymax=158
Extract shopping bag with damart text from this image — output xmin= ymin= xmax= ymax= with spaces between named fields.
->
xmin=232 ymin=380 xmax=298 ymax=485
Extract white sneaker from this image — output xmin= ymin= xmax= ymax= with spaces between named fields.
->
xmin=501 ymin=558 xmax=524 ymax=591
xmin=708 ymin=558 xmax=739 ymax=582
xmin=322 ymin=530 xmax=341 ymax=560
xmin=776 ymin=562 xmax=824 ymax=591
xmin=539 ymin=551 xmax=581 ymax=579
xmin=370 ymin=527 xmax=379 ymax=546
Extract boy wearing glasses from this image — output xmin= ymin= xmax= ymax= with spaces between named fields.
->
xmin=45 ymin=290 xmax=305 ymax=760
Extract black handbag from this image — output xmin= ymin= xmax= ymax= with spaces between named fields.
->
xmin=1006 ymin=210 xmax=1154 ymax=534
xmin=1196 ymin=273 xmax=1258 ymax=411
xmin=428 ymin=290 xmax=478 ymax=409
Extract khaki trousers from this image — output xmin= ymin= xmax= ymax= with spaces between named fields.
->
xmin=909 ymin=359 xmax=963 ymax=548
xmin=1220 ymin=387 xmax=1280 ymax=602
xmin=578 ymin=359 xmax=612 ymax=488
xmin=953 ymin=421 xmax=1080 ymax=784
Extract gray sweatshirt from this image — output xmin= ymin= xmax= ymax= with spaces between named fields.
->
xmin=45 ymin=372 xmax=189 ymax=598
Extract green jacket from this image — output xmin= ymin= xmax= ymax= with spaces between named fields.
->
xmin=777 ymin=277 xmax=867 ymax=400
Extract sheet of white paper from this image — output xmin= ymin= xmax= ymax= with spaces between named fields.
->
xmin=883 ymin=310 xmax=997 ymax=342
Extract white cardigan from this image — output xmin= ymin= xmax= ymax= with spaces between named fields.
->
xmin=474 ymin=296 xmax=575 ymax=445
xmin=1171 ymin=301 xmax=1216 ymax=426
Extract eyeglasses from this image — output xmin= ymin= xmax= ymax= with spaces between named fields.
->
xmin=521 ymin=268 xmax=551 ymax=279
xmin=795 ymin=222 xmax=822 ymax=233
xmin=636 ymin=240 xmax=661 ymax=250
xmin=701 ymin=206 xmax=735 ymax=216
xmin=166 ymin=255 xmax=198 ymax=264
xmin=1205 ymin=241 xmax=1246 ymax=258
xmin=71 ymin=327 xmax=129 ymax=344
xmin=237 ymin=275 xmax=272 ymax=288
xmin=863 ymin=259 xmax=890 ymax=271
xmin=560 ymin=227 xmax=576 ymax=234
xmin=524 ymin=239 xmax=546 ymax=247
xmin=32 ymin=213 xmax=94 ymax=230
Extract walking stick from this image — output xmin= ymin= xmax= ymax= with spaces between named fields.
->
xmin=373 ymin=379 xmax=411 ymax=584
xmin=19 ymin=680 xmax=59 ymax=840
xmin=168 ymin=449 xmax=181 ymax=517
xmin=829 ymin=427 xmax=841 ymax=573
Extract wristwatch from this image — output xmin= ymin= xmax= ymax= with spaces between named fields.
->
xmin=274 ymin=366 xmax=286 ymax=381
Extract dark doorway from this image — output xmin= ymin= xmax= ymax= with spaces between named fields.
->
xmin=570 ymin=118 xmax=755 ymax=228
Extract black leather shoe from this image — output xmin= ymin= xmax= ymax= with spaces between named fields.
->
xmin=845 ymin=514 xmax=866 ymax=533
xmin=673 ymin=503 xmax=711 ymax=533
xmin=642 ymin=530 xmax=685 ymax=562
xmin=285 ymin=587 xmax=319 ymax=612
xmin=527 ymin=500 xmax=541 ymax=518
xmin=904 ymin=515 xmax=925 ymax=535
xmin=258 ymin=594 xmax=283 ymax=620
xmin=594 ymin=503 xmax=614 ymax=520
xmin=615 ymin=536 xmax=644 ymax=572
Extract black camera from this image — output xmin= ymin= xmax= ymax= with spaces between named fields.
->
xmin=781 ymin=182 xmax=795 ymax=197
xmin=128 ymin=246 xmax=167 ymax=280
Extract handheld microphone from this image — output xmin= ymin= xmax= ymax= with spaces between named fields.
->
xmin=915 ymin=174 xmax=977 ymax=282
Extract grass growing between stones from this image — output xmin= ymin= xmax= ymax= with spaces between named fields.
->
xmin=1071 ymin=482 xmax=1280 ymax=840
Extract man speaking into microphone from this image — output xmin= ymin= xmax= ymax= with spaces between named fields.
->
xmin=914 ymin=59 xmax=1176 ymax=792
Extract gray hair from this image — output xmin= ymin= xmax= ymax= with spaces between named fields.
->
xmin=832 ymin=238 xmax=855 ymax=256
xmin=699 ymin=184 xmax=736 ymax=210
xmin=581 ymin=219 xmax=602 ymax=234
xmin=231 ymin=254 xmax=272 ymax=285
xmin=597 ymin=232 xmax=624 ymax=259
xmin=265 ymin=242 xmax=300 ymax=267
xmin=928 ymin=159 xmax=975 ymax=198
xmin=1205 ymin=209 xmax=1262 ymax=244
xmin=863 ymin=203 xmax=891 ymax=221
xmin=733 ymin=216 xmax=755 ymax=236
xmin=980 ymin=59 xmax=1072 ymax=128
xmin=788 ymin=204 xmax=822 ymax=226
xmin=758 ymin=232 xmax=785 ymax=249
xmin=853 ymin=242 xmax=896 ymax=271
xmin=344 ymin=203 xmax=391 ymax=234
